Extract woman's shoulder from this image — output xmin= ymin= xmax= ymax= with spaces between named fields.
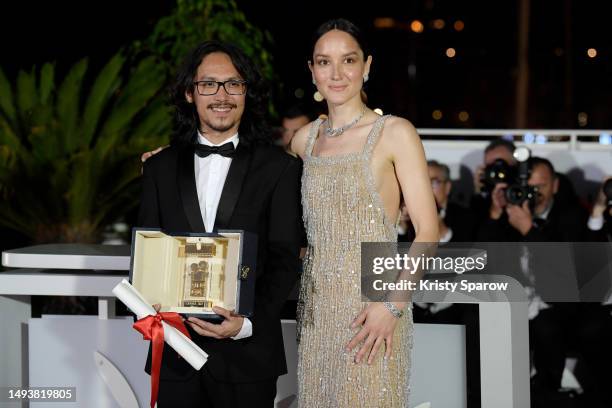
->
xmin=379 ymin=115 xmax=420 ymax=146
xmin=290 ymin=119 xmax=321 ymax=159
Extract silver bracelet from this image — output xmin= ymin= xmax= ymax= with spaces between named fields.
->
xmin=383 ymin=301 xmax=404 ymax=319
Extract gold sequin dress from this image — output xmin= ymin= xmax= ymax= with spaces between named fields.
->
xmin=297 ymin=115 xmax=413 ymax=407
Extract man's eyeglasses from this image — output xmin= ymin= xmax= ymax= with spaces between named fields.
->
xmin=193 ymin=79 xmax=247 ymax=96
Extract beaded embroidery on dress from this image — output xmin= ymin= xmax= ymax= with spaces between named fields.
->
xmin=297 ymin=115 xmax=413 ymax=407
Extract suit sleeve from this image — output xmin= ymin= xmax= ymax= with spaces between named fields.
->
xmin=137 ymin=160 xmax=161 ymax=228
xmin=249 ymin=157 xmax=303 ymax=334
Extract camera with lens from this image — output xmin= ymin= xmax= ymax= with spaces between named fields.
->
xmin=480 ymin=159 xmax=517 ymax=193
xmin=480 ymin=146 xmax=538 ymax=207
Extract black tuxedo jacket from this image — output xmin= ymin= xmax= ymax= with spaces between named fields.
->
xmin=444 ymin=202 xmax=478 ymax=242
xmin=397 ymin=202 xmax=477 ymax=243
xmin=137 ymin=138 xmax=303 ymax=383
xmin=475 ymin=200 xmax=588 ymax=243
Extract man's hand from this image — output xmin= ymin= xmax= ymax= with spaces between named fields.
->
xmin=507 ymin=200 xmax=533 ymax=236
xmin=346 ymin=302 xmax=402 ymax=365
xmin=489 ymin=182 xmax=508 ymax=220
xmin=592 ymin=176 xmax=611 ymax=218
xmin=186 ymin=306 xmax=244 ymax=339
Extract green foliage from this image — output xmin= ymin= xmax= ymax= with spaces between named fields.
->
xmin=0 ymin=54 xmax=172 ymax=243
xmin=0 ymin=0 xmax=274 ymax=244
xmin=135 ymin=0 xmax=275 ymax=81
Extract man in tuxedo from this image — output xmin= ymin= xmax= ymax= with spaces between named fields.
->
xmin=398 ymin=160 xmax=477 ymax=242
xmin=427 ymin=160 xmax=477 ymax=243
xmin=138 ymin=41 xmax=303 ymax=407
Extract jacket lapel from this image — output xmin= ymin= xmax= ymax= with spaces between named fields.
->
xmin=214 ymin=142 xmax=252 ymax=230
xmin=178 ymin=145 xmax=206 ymax=232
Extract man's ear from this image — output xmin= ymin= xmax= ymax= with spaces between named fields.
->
xmin=553 ymin=177 xmax=559 ymax=194
xmin=185 ymin=90 xmax=194 ymax=104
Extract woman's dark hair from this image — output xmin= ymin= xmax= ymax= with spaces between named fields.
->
xmin=170 ymin=41 xmax=271 ymax=146
xmin=310 ymin=18 xmax=370 ymax=61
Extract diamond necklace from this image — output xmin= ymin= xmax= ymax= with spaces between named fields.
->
xmin=324 ymin=105 xmax=366 ymax=137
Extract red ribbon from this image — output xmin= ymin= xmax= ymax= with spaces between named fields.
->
xmin=133 ymin=312 xmax=191 ymax=408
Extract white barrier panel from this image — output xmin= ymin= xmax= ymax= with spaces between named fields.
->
xmin=25 ymin=316 xmax=466 ymax=408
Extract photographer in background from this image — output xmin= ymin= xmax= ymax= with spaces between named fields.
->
xmin=277 ymin=104 xmax=315 ymax=153
xmin=400 ymin=160 xmax=477 ymax=243
xmin=399 ymin=160 xmax=481 ymax=407
xmin=428 ymin=160 xmax=478 ymax=242
xmin=471 ymin=139 xmax=517 ymax=218
xmin=472 ymin=140 xmax=580 ymax=222
xmin=477 ymin=156 xmax=587 ymax=242
xmin=588 ymin=177 xmax=612 ymax=241
xmin=476 ymin=157 xmax=612 ymax=407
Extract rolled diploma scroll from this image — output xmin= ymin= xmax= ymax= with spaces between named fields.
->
xmin=112 ymin=279 xmax=208 ymax=370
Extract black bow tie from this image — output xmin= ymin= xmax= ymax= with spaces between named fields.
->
xmin=194 ymin=142 xmax=235 ymax=158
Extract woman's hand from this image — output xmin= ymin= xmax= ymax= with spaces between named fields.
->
xmin=346 ymin=302 xmax=401 ymax=365
xmin=141 ymin=146 xmax=167 ymax=163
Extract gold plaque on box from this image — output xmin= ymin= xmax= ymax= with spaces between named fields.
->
xmin=181 ymin=238 xmax=226 ymax=308
xmin=130 ymin=230 xmax=254 ymax=319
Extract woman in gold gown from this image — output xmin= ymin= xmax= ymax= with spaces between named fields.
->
xmin=290 ymin=18 xmax=439 ymax=408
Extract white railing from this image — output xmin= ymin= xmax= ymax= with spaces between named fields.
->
xmin=416 ymin=128 xmax=612 ymax=152
xmin=415 ymin=129 xmax=612 ymax=184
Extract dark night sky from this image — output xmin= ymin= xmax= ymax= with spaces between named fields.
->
xmin=1 ymin=0 xmax=610 ymax=129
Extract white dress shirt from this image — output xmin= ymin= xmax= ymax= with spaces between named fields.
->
xmin=194 ymin=131 xmax=252 ymax=340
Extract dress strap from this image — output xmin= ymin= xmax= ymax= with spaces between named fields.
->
xmin=362 ymin=114 xmax=392 ymax=158
xmin=304 ymin=118 xmax=324 ymax=157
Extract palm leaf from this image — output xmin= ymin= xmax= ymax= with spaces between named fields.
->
xmin=56 ymin=58 xmax=88 ymax=155
xmin=126 ymin=96 xmax=172 ymax=151
xmin=94 ymin=56 xmax=165 ymax=158
xmin=16 ymin=68 xmax=37 ymax=126
xmin=65 ymin=151 xmax=95 ymax=225
xmin=0 ymin=67 xmax=16 ymax=124
xmin=39 ymin=63 xmax=55 ymax=105
xmin=80 ymin=53 xmax=125 ymax=149
xmin=0 ymin=116 xmax=22 ymax=151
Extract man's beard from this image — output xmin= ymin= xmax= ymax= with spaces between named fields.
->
xmin=202 ymin=118 xmax=237 ymax=133
xmin=200 ymin=103 xmax=239 ymax=133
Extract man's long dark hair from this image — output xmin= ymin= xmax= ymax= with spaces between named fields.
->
xmin=170 ymin=41 xmax=272 ymax=146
